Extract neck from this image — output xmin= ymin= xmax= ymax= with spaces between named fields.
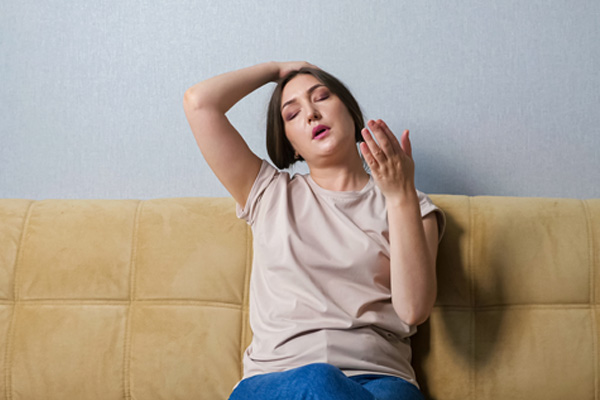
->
xmin=308 ymin=153 xmax=370 ymax=192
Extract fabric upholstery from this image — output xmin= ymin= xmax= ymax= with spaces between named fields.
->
xmin=0 ymin=195 xmax=598 ymax=399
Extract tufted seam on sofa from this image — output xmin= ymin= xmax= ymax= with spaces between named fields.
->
xmin=468 ymin=196 xmax=475 ymax=400
xmin=123 ymin=200 xmax=142 ymax=400
xmin=436 ymin=304 xmax=596 ymax=310
xmin=239 ymin=222 xmax=253 ymax=380
xmin=3 ymin=300 xmax=594 ymax=309
xmin=4 ymin=200 xmax=35 ymax=400
xmin=582 ymin=199 xmax=598 ymax=400
xmin=4 ymin=299 xmax=243 ymax=307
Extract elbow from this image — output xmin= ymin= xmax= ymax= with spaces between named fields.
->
xmin=183 ymin=88 xmax=205 ymax=110
xmin=393 ymin=303 xmax=433 ymax=327
xmin=411 ymin=312 xmax=432 ymax=326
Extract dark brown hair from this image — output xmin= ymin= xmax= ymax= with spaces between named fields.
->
xmin=266 ymin=67 xmax=366 ymax=170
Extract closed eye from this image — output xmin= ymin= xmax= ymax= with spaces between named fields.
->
xmin=285 ymin=95 xmax=329 ymax=121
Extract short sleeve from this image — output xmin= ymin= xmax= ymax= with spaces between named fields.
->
xmin=235 ymin=159 xmax=279 ymax=225
xmin=416 ymin=189 xmax=447 ymax=244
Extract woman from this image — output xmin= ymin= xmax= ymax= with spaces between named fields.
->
xmin=183 ymin=61 xmax=446 ymax=400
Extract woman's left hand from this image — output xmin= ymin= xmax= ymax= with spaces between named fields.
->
xmin=360 ymin=119 xmax=416 ymax=203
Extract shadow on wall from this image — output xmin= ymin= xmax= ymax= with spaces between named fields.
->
xmin=411 ymin=211 xmax=506 ymax=399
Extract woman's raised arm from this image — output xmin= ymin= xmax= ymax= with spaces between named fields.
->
xmin=184 ymin=61 xmax=279 ymax=113
xmin=182 ymin=62 xmax=279 ymax=208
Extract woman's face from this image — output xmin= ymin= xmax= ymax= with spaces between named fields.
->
xmin=280 ymin=74 xmax=356 ymax=163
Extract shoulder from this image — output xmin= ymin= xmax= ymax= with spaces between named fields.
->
xmin=415 ymin=188 xmax=447 ymax=243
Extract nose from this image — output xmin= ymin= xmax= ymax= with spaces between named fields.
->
xmin=307 ymin=108 xmax=321 ymax=123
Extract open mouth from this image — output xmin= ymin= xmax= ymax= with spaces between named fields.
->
xmin=312 ymin=125 xmax=330 ymax=139
xmin=313 ymin=128 xmax=329 ymax=140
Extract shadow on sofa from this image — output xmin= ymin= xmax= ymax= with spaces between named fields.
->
xmin=413 ymin=210 xmax=507 ymax=399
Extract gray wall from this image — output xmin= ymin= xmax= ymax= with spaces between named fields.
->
xmin=2 ymin=0 xmax=599 ymax=200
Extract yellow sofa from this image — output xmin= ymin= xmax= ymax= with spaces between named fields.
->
xmin=1 ymin=195 xmax=598 ymax=400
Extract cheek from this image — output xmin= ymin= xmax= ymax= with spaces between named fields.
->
xmin=284 ymin=123 xmax=300 ymax=139
xmin=338 ymin=106 xmax=355 ymax=131
xmin=283 ymin=128 xmax=297 ymax=145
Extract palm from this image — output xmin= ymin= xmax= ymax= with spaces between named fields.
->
xmin=277 ymin=61 xmax=319 ymax=79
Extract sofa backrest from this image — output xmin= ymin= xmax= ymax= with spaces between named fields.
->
xmin=413 ymin=196 xmax=599 ymax=399
xmin=0 ymin=196 xmax=598 ymax=400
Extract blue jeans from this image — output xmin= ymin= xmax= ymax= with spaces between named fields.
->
xmin=228 ymin=363 xmax=425 ymax=400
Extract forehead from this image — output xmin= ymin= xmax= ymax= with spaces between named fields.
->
xmin=281 ymin=74 xmax=326 ymax=103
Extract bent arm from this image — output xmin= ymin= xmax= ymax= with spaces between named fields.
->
xmin=182 ymin=62 xmax=280 ymax=207
xmin=184 ymin=61 xmax=279 ymax=113
xmin=387 ymin=194 xmax=439 ymax=326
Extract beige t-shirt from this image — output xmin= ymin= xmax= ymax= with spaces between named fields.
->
xmin=236 ymin=159 xmax=446 ymax=389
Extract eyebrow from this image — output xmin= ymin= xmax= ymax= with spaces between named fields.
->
xmin=281 ymin=84 xmax=326 ymax=112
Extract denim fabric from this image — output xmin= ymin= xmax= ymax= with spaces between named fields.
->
xmin=228 ymin=363 xmax=425 ymax=400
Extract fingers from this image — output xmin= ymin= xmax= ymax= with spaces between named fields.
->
xmin=376 ymin=120 xmax=403 ymax=155
xmin=277 ymin=61 xmax=320 ymax=79
xmin=366 ymin=119 xmax=413 ymax=158
xmin=360 ymin=141 xmax=375 ymax=166
xmin=361 ymin=122 xmax=387 ymax=164
xmin=305 ymin=62 xmax=320 ymax=70
xmin=400 ymin=129 xmax=412 ymax=158
xmin=362 ymin=120 xmax=401 ymax=159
